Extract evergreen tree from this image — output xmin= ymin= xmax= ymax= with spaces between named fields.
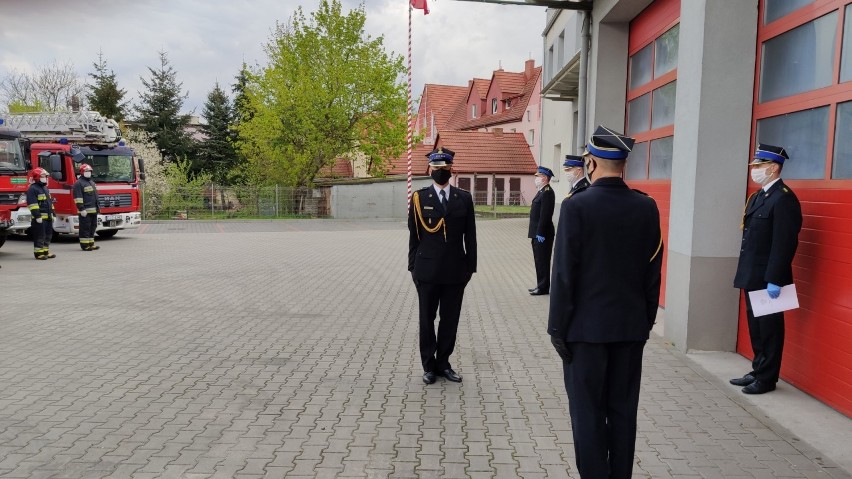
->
xmin=135 ymin=51 xmax=193 ymax=164
xmin=198 ymin=82 xmax=237 ymax=185
xmin=86 ymin=51 xmax=129 ymax=121
xmin=231 ymin=63 xmax=254 ymax=125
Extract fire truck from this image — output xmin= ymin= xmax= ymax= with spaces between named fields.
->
xmin=0 ymin=120 xmax=31 ymax=249
xmin=1 ymin=111 xmax=145 ymax=239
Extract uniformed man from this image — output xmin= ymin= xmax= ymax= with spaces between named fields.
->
xmin=408 ymin=147 xmax=477 ymax=384
xmin=528 ymin=166 xmax=555 ymax=296
xmin=26 ymin=167 xmax=56 ymax=260
xmin=730 ymin=143 xmax=802 ymax=395
xmin=563 ymin=154 xmax=590 ymax=198
xmin=548 ymin=125 xmax=663 ymax=479
xmin=73 ymin=163 xmax=101 ymax=251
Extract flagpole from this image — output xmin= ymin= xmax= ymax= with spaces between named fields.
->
xmin=406 ymin=1 xmax=414 ymax=211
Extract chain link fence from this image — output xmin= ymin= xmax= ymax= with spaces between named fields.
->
xmin=141 ymin=184 xmax=331 ymax=220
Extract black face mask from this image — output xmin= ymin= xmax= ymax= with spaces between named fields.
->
xmin=431 ymin=168 xmax=452 ymax=185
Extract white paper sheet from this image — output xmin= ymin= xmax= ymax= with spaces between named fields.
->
xmin=748 ymin=284 xmax=799 ymax=317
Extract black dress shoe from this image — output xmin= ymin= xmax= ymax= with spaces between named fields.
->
xmin=730 ymin=374 xmax=756 ymax=386
xmin=529 ymin=288 xmax=549 ymax=296
xmin=422 ymin=371 xmax=436 ymax=384
xmin=441 ymin=368 xmax=462 ymax=382
xmin=528 ymin=288 xmax=537 ymax=293
xmin=742 ymin=380 xmax=776 ymax=395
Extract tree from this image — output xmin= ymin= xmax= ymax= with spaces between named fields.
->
xmin=135 ymin=51 xmax=193 ymax=165
xmin=197 ymin=82 xmax=238 ymax=185
xmin=237 ymin=0 xmax=408 ymax=186
xmin=87 ymin=51 xmax=129 ymax=121
xmin=0 ymin=61 xmax=85 ymax=112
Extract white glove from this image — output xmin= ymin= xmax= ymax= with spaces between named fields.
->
xmin=80 ymin=210 xmax=88 ymax=217
xmin=36 ymin=217 xmax=43 ymax=223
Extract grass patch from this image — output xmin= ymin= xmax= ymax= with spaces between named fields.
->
xmin=474 ymin=205 xmax=530 ymax=214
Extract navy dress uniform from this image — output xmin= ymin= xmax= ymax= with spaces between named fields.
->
xmin=731 ymin=143 xmax=802 ymax=394
xmin=548 ymin=126 xmax=663 ymax=479
xmin=563 ymin=154 xmax=590 ymax=198
xmin=26 ymin=167 xmax=56 ymax=260
xmin=408 ymin=147 xmax=477 ymax=384
xmin=528 ymin=166 xmax=555 ymax=295
xmin=73 ymin=163 xmax=101 ymax=251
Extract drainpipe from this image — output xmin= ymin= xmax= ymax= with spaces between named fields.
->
xmin=577 ymin=10 xmax=591 ymax=152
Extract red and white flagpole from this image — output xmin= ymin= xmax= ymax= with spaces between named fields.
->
xmin=406 ymin=2 xmax=414 ymax=210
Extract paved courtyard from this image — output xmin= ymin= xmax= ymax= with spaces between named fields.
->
xmin=0 ymin=218 xmax=849 ymax=478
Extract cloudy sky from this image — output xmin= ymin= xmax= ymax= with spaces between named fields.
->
xmin=0 ymin=0 xmax=546 ymax=116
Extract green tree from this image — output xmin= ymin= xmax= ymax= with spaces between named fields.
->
xmin=135 ymin=51 xmax=193 ymax=165
xmin=87 ymin=50 xmax=129 ymax=121
xmin=237 ymin=0 xmax=408 ymax=186
xmin=197 ymin=82 xmax=237 ymax=185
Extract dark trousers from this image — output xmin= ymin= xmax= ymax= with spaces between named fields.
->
xmin=532 ymin=236 xmax=554 ymax=291
xmin=563 ymin=341 xmax=646 ymax=479
xmin=79 ymin=213 xmax=97 ymax=248
xmin=744 ymin=292 xmax=785 ymax=384
xmin=416 ymin=281 xmax=466 ymax=372
xmin=31 ymin=219 xmax=53 ymax=256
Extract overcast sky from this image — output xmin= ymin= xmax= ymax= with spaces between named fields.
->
xmin=0 ymin=0 xmax=546 ymax=117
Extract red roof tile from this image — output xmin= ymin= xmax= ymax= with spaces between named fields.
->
xmin=386 ymin=143 xmax=434 ymax=176
xmin=317 ymin=157 xmax=354 ymax=179
xmin=447 ymin=66 xmax=542 ymax=130
xmin=434 ymin=130 xmax=537 ymax=175
xmin=420 ymin=84 xmax=468 ymax=134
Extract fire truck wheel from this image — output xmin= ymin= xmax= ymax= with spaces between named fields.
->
xmin=97 ymin=230 xmax=118 ymax=239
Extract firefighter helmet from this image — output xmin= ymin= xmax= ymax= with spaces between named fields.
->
xmin=30 ymin=167 xmax=49 ymax=182
xmin=79 ymin=163 xmax=93 ymax=175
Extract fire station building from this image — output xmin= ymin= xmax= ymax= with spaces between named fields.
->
xmin=541 ymin=0 xmax=852 ymax=417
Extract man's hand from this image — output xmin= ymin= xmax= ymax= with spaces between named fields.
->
xmin=536 ymin=235 xmax=545 ymax=243
xmin=80 ymin=210 xmax=88 ymax=217
xmin=551 ymin=336 xmax=572 ymax=363
xmin=767 ymin=282 xmax=781 ymax=299
xmin=35 ymin=217 xmax=43 ymax=224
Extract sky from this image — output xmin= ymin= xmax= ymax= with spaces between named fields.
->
xmin=0 ymin=0 xmax=546 ymax=117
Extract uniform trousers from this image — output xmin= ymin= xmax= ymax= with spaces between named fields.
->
xmin=31 ymin=219 xmax=53 ymax=255
xmin=531 ymin=236 xmax=554 ymax=291
xmin=79 ymin=213 xmax=98 ymax=248
xmin=416 ymin=281 xmax=466 ymax=372
xmin=563 ymin=341 xmax=646 ymax=479
xmin=744 ymin=292 xmax=785 ymax=384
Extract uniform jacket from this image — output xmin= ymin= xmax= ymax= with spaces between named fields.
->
xmin=26 ymin=182 xmax=54 ymax=220
xmin=528 ymin=184 xmax=555 ymax=239
xmin=733 ymin=179 xmax=802 ymax=291
xmin=408 ymin=185 xmax=477 ymax=284
xmin=547 ymin=177 xmax=663 ymax=343
xmin=73 ymin=177 xmax=100 ymax=213
xmin=567 ymin=177 xmax=590 ymax=198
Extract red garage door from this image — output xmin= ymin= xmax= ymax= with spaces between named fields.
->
xmin=743 ymin=0 xmax=852 ymax=417
xmin=626 ymin=0 xmax=680 ymax=305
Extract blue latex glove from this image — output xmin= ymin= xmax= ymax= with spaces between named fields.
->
xmin=767 ymin=283 xmax=781 ymax=299
xmin=536 ymin=235 xmax=545 ymax=243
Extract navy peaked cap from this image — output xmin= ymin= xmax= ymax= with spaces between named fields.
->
xmin=584 ymin=125 xmax=635 ymax=160
xmin=426 ymin=147 xmax=455 ymax=165
xmin=563 ymin=154 xmax=584 ymax=168
xmin=751 ymin=142 xmax=789 ymax=165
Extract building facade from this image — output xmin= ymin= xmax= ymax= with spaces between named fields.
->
xmin=542 ymin=0 xmax=852 ymax=417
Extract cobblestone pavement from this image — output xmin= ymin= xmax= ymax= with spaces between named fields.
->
xmin=0 ymin=219 xmax=848 ymax=478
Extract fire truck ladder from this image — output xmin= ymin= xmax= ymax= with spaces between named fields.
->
xmin=0 ymin=111 xmax=122 ymax=145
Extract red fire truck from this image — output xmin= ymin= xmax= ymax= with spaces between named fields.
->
xmin=1 ymin=112 xmax=145 ymax=238
xmin=0 ymin=120 xmax=31 ymax=248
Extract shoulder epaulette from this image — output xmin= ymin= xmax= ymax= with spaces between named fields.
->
xmin=544 ymin=185 xmax=551 ymax=192
xmin=782 ymin=186 xmax=790 ymax=193
xmin=565 ymin=184 xmax=589 ymax=199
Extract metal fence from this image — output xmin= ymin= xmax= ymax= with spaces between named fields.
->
xmin=141 ymin=184 xmax=331 ymax=220
xmin=472 ymin=190 xmax=527 ymax=206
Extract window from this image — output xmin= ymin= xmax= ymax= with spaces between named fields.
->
xmin=626 ymin=19 xmax=679 ymax=180
xmin=841 ymin=4 xmax=852 ymax=83
xmin=756 ymin=107 xmax=829 ymax=179
xmin=528 ymin=130 xmax=535 ymax=146
xmin=506 ymin=99 xmax=512 ymax=109
xmin=765 ymin=0 xmax=814 ymax=23
xmin=471 ymin=104 xmax=477 ymax=118
xmin=492 ymin=98 xmax=498 ymax=114
xmin=760 ymin=12 xmax=837 ymax=103
xmin=833 ymin=101 xmax=852 ymax=178
xmin=526 ymin=110 xmax=530 ymax=122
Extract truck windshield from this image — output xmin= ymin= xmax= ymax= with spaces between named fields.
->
xmin=0 ymin=138 xmax=27 ymax=173
xmin=84 ymin=153 xmax=135 ymax=183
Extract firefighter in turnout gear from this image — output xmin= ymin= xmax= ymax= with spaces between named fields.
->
xmin=26 ymin=167 xmax=56 ymax=260
xmin=73 ymin=163 xmax=100 ymax=250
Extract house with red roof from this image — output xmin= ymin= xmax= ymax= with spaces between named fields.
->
xmin=388 ymin=59 xmax=543 ymax=206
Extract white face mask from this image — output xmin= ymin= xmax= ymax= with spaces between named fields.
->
xmin=534 ymin=177 xmax=543 ymax=189
xmin=83 ymin=171 xmax=92 ymax=178
xmin=750 ymin=166 xmax=770 ymax=185
xmin=40 ymin=176 xmax=49 ymax=184
xmin=564 ymin=170 xmax=580 ymax=184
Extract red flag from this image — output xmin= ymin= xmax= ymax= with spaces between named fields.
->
xmin=410 ymin=0 xmax=429 ymax=14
